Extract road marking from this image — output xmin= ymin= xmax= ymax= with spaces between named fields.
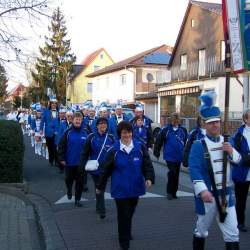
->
xmin=55 ymin=191 xmax=193 ymax=204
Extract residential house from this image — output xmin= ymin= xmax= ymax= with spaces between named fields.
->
xmin=66 ymin=48 xmax=114 ymax=104
xmin=157 ymin=0 xmax=243 ymax=124
xmin=87 ymin=45 xmax=172 ymax=122
xmin=5 ymin=83 xmax=26 ymax=103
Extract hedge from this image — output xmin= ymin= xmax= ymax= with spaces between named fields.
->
xmin=0 ymin=120 xmax=24 ymax=183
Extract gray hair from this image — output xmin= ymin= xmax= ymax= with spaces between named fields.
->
xmin=243 ymin=109 xmax=250 ymax=122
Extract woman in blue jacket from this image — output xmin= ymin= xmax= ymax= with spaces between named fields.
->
xmin=231 ymin=109 xmax=250 ymax=232
xmin=154 ymin=112 xmax=187 ymax=200
xmin=96 ymin=121 xmax=155 ymax=250
xmin=79 ymin=117 xmax=115 ymax=218
xmin=58 ymin=112 xmax=89 ymax=207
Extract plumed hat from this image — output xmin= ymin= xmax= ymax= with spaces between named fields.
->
xmin=199 ymin=91 xmax=221 ymax=123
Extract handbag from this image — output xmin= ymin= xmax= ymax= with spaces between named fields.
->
xmin=85 ymin=133 xmax=108 ymax=171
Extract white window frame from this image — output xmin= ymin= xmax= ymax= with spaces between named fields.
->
xmin=198 ymin=49 xmax=206 ymax=76
xmin=180 ymin=54 xmax=187 ymax=71
xmin=120 ymin=74 xmax=126 ymax=85
xmin=220 ymin=40 xmax=225 ymax=62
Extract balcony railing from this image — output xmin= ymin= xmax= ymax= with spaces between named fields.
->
xmin=169 ymin=56 xmax=225 ymax=83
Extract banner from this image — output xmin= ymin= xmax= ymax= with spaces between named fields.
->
xmin=239 ymin=0 xmax=250 ymax=71
xmin=223 ymin=0 xmax=245 ymax=73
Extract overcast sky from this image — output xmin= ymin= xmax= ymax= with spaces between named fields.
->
xmin=7 ymin=0 xmax=221 ymax=90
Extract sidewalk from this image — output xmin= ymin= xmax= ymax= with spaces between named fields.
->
xmin=0 ymin=186 xmax=44 ymax=250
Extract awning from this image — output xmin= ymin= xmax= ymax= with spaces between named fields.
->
xmin=159 ymin=86 xmax=201 ymax=96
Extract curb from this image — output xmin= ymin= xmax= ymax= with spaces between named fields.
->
xmin=27 ymin=193 xmax=67 ymax=250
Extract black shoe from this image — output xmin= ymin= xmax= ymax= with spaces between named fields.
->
xmin=225 ymin=242 xmax=239 ymax=250
xmin=167 ymin=194 xmax=173 ymax=200
xmin=238 ymin=224 xmax=247 ymax=232
xmin=100 ymin=214 xmax=106 ymax=219
xmin=83 ymin=186 xmax=89 ymax=192
xmin=193 ymin=236 xmax=205 ymax=250
xmin=67 ymin=190 xmax=72 ymax=200
xmin=75 ymin=200 xmax=82 ymax=207
xmin=120 ymin=243 xmax=129 ymax=250
xmin=173 ymin=194 xmax=178 ymax=199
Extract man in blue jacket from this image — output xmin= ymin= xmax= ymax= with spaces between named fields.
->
xmin=189 ymin=91 xmax=241 ymax=250
xmin=58 ymin=112 xmax=89 ymax=207
xmin=154 ymin=112 xmax=187 ymax=200
xmin=40 ymin=97 xmax=59 ymax=166
xmin=231 ymin=109 xmax=250 ymax=232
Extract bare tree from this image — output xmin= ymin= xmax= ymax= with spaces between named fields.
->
xmin=0 ymin=0 xmax=51 ymax=63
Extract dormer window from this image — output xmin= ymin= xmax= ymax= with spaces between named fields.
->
xmin=100 ymin=54 xmax=104 ymax=59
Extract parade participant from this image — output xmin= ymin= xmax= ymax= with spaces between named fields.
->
xmin=183 ymin=116 xmax=206 ymax=168
xmin=54 ymin=106 xmax=67 ymax=172
xmin=109 ymin=104 xmax=130 ymax=138
xmin=79 ymin=117 xmax=115 ymax=218
xmin=154 ymin=112 xmax=187 ymax=200
xmin=96 ymin=121 xmax=155 ymax=250
xmin=129 ymin=103 xmax=153 ymax=131
xmin=91 ymin=106 xmax=110 ymax=133
xmin=189 ymin=91 xmax=241 ymax=250
xmin=31 ymin=104 xmax=43 ymax=155
xmin=84 ymin=105 xmax=96 ymax=132
xmin=58 ymin=112 xmax=89 ymax=207
xmin=231 ymin=109 xmax=250 ymax=232
xmin=28 ymin=105 xmax=36 ymax=147
xmin=40 ymin=97 xmax=59 ymax=166
xmin=133 ymin=116 xmax=153 ymax=150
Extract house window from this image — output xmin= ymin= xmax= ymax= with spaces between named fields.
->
xmin=94 ymin=65 xmax=100 ymax=72
xmin=180 ymin=54 xmax=187 ymax=70
xmin=100 ymin=54 xmax=104 ymax=59
xmin=87 ymin=82 xmax=92 ymax=93
xmin=146 ymin=73 xmax=154 ymax=82
xmin=191 ymin=19 xmax=195 ymax=28
xmin=156 ymin=71 xmax=165 ymax=83
xmin=220 ymin=40 xmax=225 ymax=62
xmin=120 ymin=74 xmax=126 ymax=85
xmin=198 ymin=49 xmax=206 ymax=76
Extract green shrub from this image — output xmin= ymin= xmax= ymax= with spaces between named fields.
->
xmin=0 ymin=120 xmax=24 ymax=182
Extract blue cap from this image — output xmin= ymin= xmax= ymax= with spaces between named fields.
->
xmin=35 ymin=103 xmax=42 ymax=112
xmin=199 ymin=91 xmax=221 ymax=123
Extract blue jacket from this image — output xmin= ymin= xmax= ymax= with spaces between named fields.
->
xmin=183 ymin=127 xmax=205 ymax=167
xmin=231 ymin=124 xmax=250 ymax=183
xmin=80 ymin=132 xmax=115 ymax=175
xmin=58 ymin=126 xmax=89 ymax=167
xmin=55 ymin=119 xmax=70 ymax=146
xmin=31 ymin=117 xmax=42 ymax=132
xmin=40 ymin=109 xmax=59 ymax=137
xmin=154 ymin=124 xmax=188 ymax=163
xmin=189 ymin=139 xmax=234 ymax=215
xmin=109 ymin=114 xmax=130 ymax=138
xmin=97 ymin=140 xmax=155 ymax=199
xmin=133 ymin=125 xmax=153 ymax=148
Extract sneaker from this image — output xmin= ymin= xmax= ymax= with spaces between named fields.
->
xmin=238 ymin=224 xmax=248 ymax=232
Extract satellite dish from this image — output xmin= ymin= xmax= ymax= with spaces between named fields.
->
xmin=146 ymin=73 xmax=154 ymax=82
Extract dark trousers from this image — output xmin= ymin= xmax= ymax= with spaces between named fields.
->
xmin=65 ymin=167 xmax=83 ymax=201
xmin=83 ymin=171 xmax=88 ymax=187
xmin=234 ymin=181 xmax=250 ymax=225
xmin=46 ymin=136 xmax=57 ymax=164
xmin=115 ymin=197 xmax=139 ymax=249
xmin=166 ymin=161 xmax=181 ymax=196
xmin=91 ymin=174 xmax=105 ymax=215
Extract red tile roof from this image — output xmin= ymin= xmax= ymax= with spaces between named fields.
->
xmin=87 ymin=45 xmax=172 ymax=77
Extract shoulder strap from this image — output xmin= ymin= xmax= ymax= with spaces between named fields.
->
xmin=200 ymin=139 xmax=227 ymax=222
xmin=96 ymin=133 xmax=108 ymax=161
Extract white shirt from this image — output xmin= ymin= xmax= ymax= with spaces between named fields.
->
xmin=120 ymin=140 xmax=134 ymax=154
xmin=243 ymin=125 xmax=250 ymax=181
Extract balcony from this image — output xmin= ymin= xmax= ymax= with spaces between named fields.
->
xmin=169 ymin=56 xmax=225 ymax=83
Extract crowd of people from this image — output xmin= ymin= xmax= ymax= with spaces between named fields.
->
xmin=7 ymin=91 xmax=250 ymax=250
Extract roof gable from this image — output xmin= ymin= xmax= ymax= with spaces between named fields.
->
xmin=87 ymin=45 xmax=172 ymax=77
xmin=169 ymin=1 xmax=222 ymax=66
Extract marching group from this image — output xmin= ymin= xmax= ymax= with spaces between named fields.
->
xmin=7 ymin=90 xmax=250 ymax=250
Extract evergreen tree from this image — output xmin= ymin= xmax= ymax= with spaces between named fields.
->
xmin=0 ymin=64 xmax=8 ymax=104
xmin=32 ymin=7 xmax=76 ymax=104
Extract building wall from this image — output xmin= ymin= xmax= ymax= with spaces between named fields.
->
xmin=172 ymin=4 xmax=224 ymax=67
xmin=91 ymin=68 xmax=135 ymax=105
xmin=68 ymin=50 xmax=113 ymax=104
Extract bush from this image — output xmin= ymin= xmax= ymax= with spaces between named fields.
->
xmin=0 ymin=120 xmax=24 ymax=183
